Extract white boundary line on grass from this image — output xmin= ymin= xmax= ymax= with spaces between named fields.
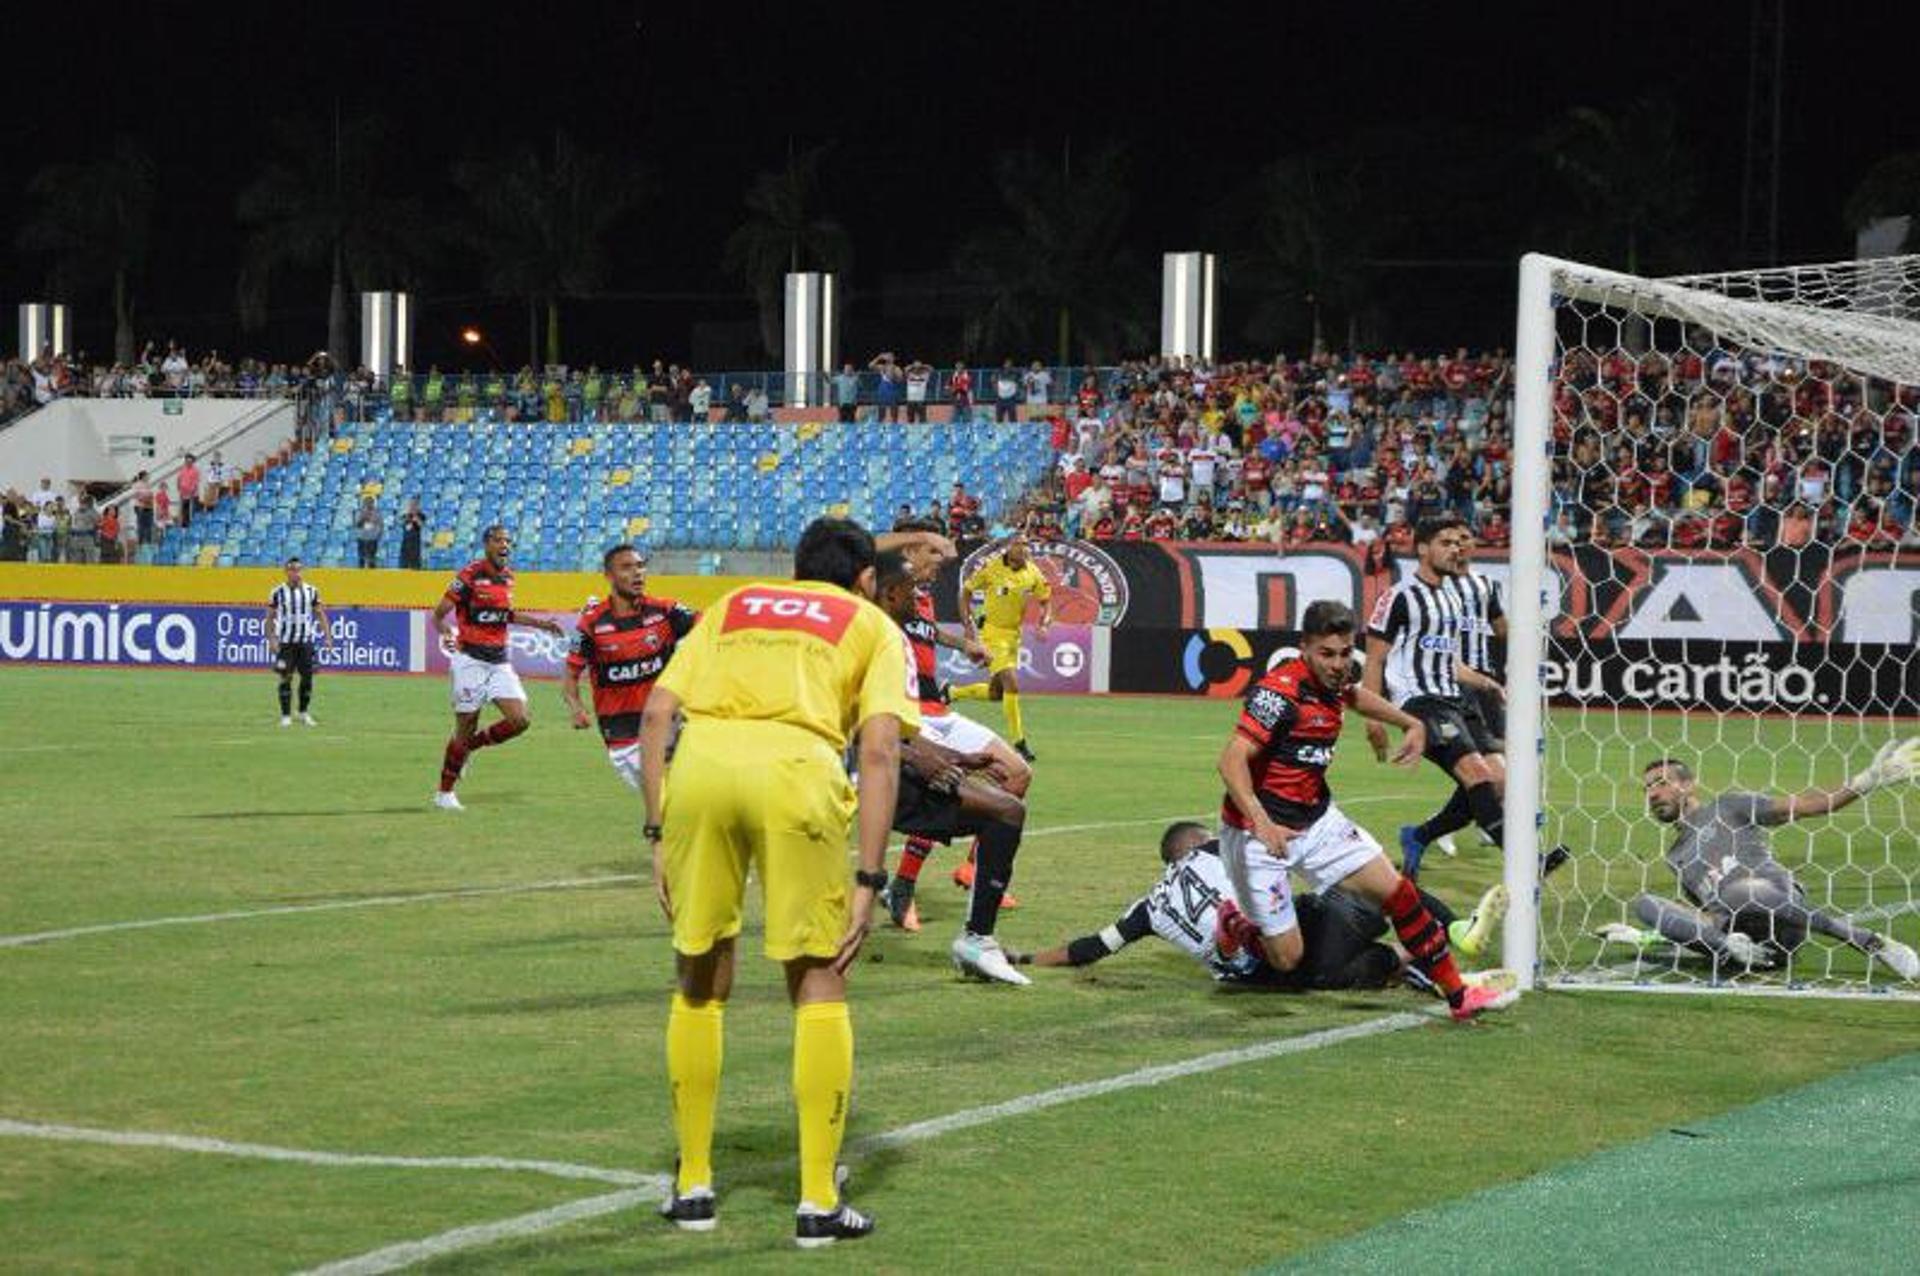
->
xmin=0 ymin=877 xmax=641 ymax=949
xmin=0 ymin=1118 xmax=663 ymax=1188
xmin=0 ymin=801 xmax=1399 ymax=951
xmin=296 ymin=1009 xmax=1436 ymax=1275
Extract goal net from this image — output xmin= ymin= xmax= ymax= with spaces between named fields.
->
xmin=1504 ymin=254 xmax=1920 ymax=997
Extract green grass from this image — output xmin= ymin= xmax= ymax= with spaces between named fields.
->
xmin=2 ymin=667 xmax=1917 ymax=1272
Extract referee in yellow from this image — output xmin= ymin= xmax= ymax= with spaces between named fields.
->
xmin=952 ymin=531 xmax=1051 ymax=760
xmin=640 ymin=516 xmax=918 ymax=1248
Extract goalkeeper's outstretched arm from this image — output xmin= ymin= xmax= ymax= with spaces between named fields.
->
xmin=1767 ymin=737 xmax=1920 ymax=825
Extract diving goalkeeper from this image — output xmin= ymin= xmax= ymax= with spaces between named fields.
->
xmin=1606 ymin=743 xmax=1920 ymax=979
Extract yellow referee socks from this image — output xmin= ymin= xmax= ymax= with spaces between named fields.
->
xmin=793 ymin=1000 xmax=853 ymax=1208
xmin=950 ymin=682 xmax=990 ymax=701
xmin=667 ymin=993 xmax=725 ymax=1193
xmin=1002 ymin=688 xmax=1026 ymax=743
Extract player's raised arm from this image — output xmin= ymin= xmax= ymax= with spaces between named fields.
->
xmin=1768 ymin=737 xmax=1920 ymax=824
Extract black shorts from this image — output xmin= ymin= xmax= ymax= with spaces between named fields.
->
xmin=1403 ymin=695 xmax=1487 ymax=771
xmin=892 ymin=768 xmax=965 ymax=842
xmin=1462 ymin=685 xmax=1505 ymax=754
xmin=274 ymin=642 xmax=315 ymax=678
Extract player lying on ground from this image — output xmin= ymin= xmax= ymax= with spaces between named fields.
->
xmin=431 ymin=524 xmax=567 ymax=810
xmin=1598 ymin=749 xmax=1920 ymax=979
xmin=1009 ymin=821 xmax=1509 ymax=993
xmin=1217 ymin=598 xmax=1515 ymax=1022
xmin=560 ymin=543 xmax=697 ymax=790
xmin=880 ymin=521 xmax=1034 ymax=925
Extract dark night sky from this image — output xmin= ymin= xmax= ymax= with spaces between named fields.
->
xmin=8 ymin=1 xmax=1916 ymax=368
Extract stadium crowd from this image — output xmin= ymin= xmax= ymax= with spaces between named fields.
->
xmin=9 ymin=337 xmax=1919 ymax=562
xmin=1022 ymin=348 xmax=1920 ymax=554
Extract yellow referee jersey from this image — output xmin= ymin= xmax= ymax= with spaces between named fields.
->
xmin=965 ymin=557 xmax=1050 ymax=631
xmin=656 ymin=580 xmax=920 ymax=749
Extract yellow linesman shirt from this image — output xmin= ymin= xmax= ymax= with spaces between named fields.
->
xmin=656 ymin=580 xmax=920 ymax=750
xmin=965 ymin=557 xmax=1051 ymax=631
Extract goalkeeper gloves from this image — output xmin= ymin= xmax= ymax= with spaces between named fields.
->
xmin=1848 ymin=737 xmax=1920 ymax=795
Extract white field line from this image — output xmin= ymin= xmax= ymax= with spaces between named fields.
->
xmin=297 ymin=1188 xmax=659 ymax=1276
xmin=0 ymin=802 xmax=1405 ymax=951
xmin=298 ymin=1009 xmax=1439 ymax=1274
xmin=0 ymin=876 xmax=641 ymax=950
xmin=0 ymin=1118 xmax=662 ymax=1189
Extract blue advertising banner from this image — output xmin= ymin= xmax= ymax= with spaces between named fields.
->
xmin=0 ymin=601 xmax=412 ymax=672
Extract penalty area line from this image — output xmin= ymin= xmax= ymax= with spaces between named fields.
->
xmin=301 ymin=1009 xmax=1439 ymax=1274
xmin=0 ymin=1118 xmax=663 ymax=1189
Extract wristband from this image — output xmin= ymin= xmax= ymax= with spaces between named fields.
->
xmin=643 ymin=823 xmax=663 ymax=841
xmin=854 ymin=868 xmax=888 ymax=891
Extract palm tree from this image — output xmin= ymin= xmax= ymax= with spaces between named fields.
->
xmin=723 ymin=144 xmax=853 ymax=359
xmin=955 ymin=143 xmax=1149 ymax=365
xmin=1227 ymin=149 xmax=1386 ymax=354
xmin=236 ymin=112 xmax=432 ymax=364
xmin=1844 ymin=152 xmax=1920 ymax=250
xmin=17 ymin=139 xmax=156 ymax=363
xmin=1535 ymin=96 xmax=1700 ymax=274
xmin=452 ymin=133 xmax=644 ymax=368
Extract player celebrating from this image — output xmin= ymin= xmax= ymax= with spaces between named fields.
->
xmin=1602 ymin=750 xmax=1920 ymax=979
xmin=641 ymin=517 xmax=916 ymax=1246
xmin=951 ymin=531 xmax=1052 ymax=761
xmin=882 ymin=520 xmax=1032 ymax=929
xmin=1363 ymin=514 xmax=1507 ymax=877
xmin=266 ymin=556 xmax=332 ymax=727
xmin=1012 ymin=821 xmax=1509 ymax=992
xmin=1217 ymin=599 xmax=1514 ymax=1022
xmin=560 ymin=544 xmax=698 ymax=790
xmin=430 ymin=525 xmax=566 ymax=811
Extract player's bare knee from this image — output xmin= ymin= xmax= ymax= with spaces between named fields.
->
xmin=1262 ymin=929 xmax=1304 ymax=972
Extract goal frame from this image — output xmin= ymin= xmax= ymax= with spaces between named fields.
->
xmin=1504 ymin=251 xmax=1920 ymax=999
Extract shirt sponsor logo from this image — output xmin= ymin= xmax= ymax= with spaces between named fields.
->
xmin=722 ymin=589 xmax=858 ymax=642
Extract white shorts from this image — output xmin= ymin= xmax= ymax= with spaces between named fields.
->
xmin=606 ymin=743 xmax=641 ymax=791
xmin=1218 ymin=804 xmax=1384 ymax=937
xmin=449 ymin=651 xmax=527 ymax=714
xmin=920 ymin=710 xmax=1003 ymax=755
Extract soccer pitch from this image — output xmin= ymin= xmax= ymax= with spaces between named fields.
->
xmin=4 ymin=667 xmax=1917 ymax=1273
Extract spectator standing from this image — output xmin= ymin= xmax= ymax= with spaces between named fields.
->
xmin=69 ymin=495 xmax=99 ymax=563
xmin=28 ymin=477 xmax=57 ymax=514
xmin=904 ymin=359 xmax=933 ymax=424
xmin=746 ymin=384 xmax=770 ymax=423
xmin=993 ymin=361 xmax=1021 ymax=423
xmin=355 ymin=497 xmax=384 ymax=569
xmin=870 ymin=354 xmax=904 ymax=423
xmin=400 ymin=497 xmax=426 ymax=570
xmin=689 ymin=378 xmax=713 ymax=421
xmin=176 ymin=454 xmax=200 ymax=529
xmin=950 ymin=361 xmax=974 ymax=422
xmin=832 ymin=363 xmax=860 ymax=423
xmin=33 ymin=499 xmax=56 ymax=562
xmin=130 ymin=470 xmax=155 ymax=546
xmin=1023 ymin=361 xmax=1053 ymax=409
xmin=153 ymin=481 xmax=172 ymax=532
xmin=97 ymin=505 xmax=121 ymax=562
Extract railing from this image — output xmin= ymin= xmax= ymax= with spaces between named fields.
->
xmin=98 ymin=399 xmax=299 ymax=523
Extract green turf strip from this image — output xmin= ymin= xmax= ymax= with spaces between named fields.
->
xmin=1269 ymin=1049 xmax=1920 ymax=1275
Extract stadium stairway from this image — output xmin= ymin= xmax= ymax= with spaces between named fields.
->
xmin=151 ymin=419 xmax=1056 ymax=571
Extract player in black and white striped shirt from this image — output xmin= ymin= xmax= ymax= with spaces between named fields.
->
xmin=1420 ymin=550 xmax=1510 ymax=860
xmin=1362 ymin=515 xmax=1507 ymax=878
xmin=267 ymin=557 xmax=332 ymax=727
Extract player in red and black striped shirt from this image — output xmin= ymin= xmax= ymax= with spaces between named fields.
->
xmin=561 ymin=544 xmax=699 ymax=790
xmin=431 ymin=525 xmax=567 ymax=810
xmin=1214 ymin=600 xmax=1515 ymax=1021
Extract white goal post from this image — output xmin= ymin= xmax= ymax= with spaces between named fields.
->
xmin=1505 ymin=252 xmax=1920 ymax=997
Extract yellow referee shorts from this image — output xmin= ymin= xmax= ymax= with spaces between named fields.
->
xmin=661 ymin=720 xmax=856 ymax=962
xmin=981 ymin=625 xmax=1023 ymax=675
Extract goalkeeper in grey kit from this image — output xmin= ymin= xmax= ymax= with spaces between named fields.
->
xmin=1606 ymin=743 xmax=1920 ymax=979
